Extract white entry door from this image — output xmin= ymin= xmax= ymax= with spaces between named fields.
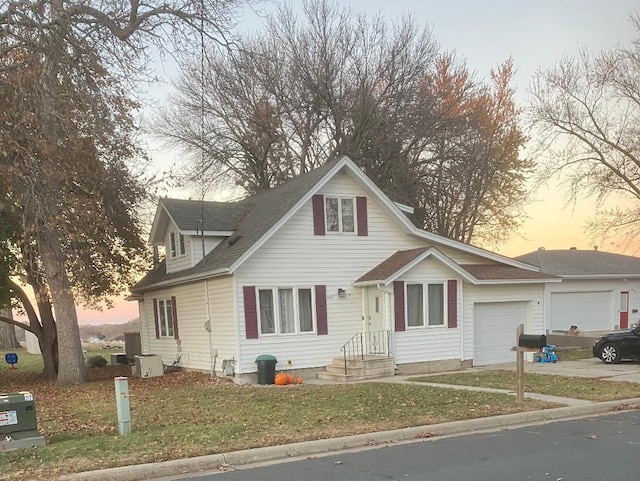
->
xmin=366 ymin=287 xmax=385 ymax=354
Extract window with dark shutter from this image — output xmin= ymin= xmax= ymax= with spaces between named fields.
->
xmin=315 ymin=285 xmax=328 ymax=335
xmin=393 ymin=281 xmax=405 ymax=332
xmin=447 ymin=280 xmax=458 ymax=328
xmin=152 ymin=298 xmax=160 ymax=339
xmin=312 ymin=194 xmax=325 ymax=235
xmin=356 ymin=196 xmax=368 ymax=236
xmin=243 ymin=286 xmax=259 ymax=339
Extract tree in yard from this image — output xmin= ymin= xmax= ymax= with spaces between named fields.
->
xmin=159 ymin=0 xmax=529 ymax=247
xmin=158 ymin=0 xmax=438 ymax=196
xmin=0 ymin=0 xmax=245 ymax=384
xmin=0 ymin=308 xmax=20 ymax=350
xmin=413 ymin=56 xmax=530 ymax=245
xmin=529 ymin=14 xmax=640 ymax=245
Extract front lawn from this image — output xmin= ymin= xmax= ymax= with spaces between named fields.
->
xmin=411 ymin=370 xmax=640 ymax=401
xmin=0 ymin=349 xmax=558 ymax=480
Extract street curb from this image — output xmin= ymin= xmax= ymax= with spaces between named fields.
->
xmin=58 ymin=397 xmax=640 ymax=481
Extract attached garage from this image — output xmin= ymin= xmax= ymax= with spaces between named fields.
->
xmin=550 ymin=291 xmax=612 ymax=332
xmin=474 ymin=301 xmax=529 ymax=366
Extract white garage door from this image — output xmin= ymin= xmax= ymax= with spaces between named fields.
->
xmin=550 ymin=291 xmax=612 ymax=332
xmin=474 ymin=301 xmax=528 ymax=366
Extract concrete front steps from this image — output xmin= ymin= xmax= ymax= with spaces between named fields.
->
xmin=317 ymin=355 xmax=395 ymax=382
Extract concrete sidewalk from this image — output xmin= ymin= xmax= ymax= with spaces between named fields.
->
xmin=58 ymin=360 xmax=640 ymax=481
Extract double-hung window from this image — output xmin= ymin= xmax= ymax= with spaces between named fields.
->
xmin=169 ymin=232 xmax=186 ymax=257
xmin=325 ymin=197 xmax=355 ymax=233
xmin=157 ymin=298 xmax=175 ymax=337
xmin=258 ymin=287 xmax=315 ymax=335
xmin=406 ymin=283 xmax=445 ymax=327
xmin=169 ymin=232 xmax=177 ymax=258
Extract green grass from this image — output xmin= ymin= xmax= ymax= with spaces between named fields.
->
xmin=554 ymin=348 xmax=593 ymax=361
xmin=411 ymin=370 xmax=640 ymax=401
xmin=0 ymin=349 xmax=560 ymax=481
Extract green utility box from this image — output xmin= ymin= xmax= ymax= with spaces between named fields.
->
xmin=0 ymin=391 xmax=46 ymax=451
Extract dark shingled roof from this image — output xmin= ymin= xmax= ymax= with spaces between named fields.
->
xmin=355 ymin=248 xmax=556 ymax=284
xmin=461 ymin=264 xmax=557 ymax=280
xmin=161 ymin=199 xmax=251 ymax=232
xmin=132 ymin=159 xmax=340 ymax=292
xmin=356 ymin=247 xmax=428 ymax=283
xmin=515 ymin=249 xmax=640 ymax=277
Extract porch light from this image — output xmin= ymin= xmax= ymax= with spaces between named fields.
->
xmin=338 ymin=288 xmax=347 ymax=298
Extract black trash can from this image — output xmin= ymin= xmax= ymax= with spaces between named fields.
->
xmin=255 ymin=355 xmax=278 ymax=385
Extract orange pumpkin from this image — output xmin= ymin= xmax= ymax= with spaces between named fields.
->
xmin=287 ymin=373 xmax=295 ymax=384
xmin=275 ymin=372 xmax=289 ymax=385
xmin=296 ymin=377 xmax=303 ymax=385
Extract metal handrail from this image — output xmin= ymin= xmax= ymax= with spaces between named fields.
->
xmin=339 ymin=330 xmax=390 ymax=375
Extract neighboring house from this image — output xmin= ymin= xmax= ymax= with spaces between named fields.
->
xmin=130 ymin=156 xmax=557 ymax=382
xmin=516 ymin=248 xmax=640 ymax=333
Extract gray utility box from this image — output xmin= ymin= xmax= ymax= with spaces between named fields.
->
xmin=0 ymin=391 xmax=46 ymax=451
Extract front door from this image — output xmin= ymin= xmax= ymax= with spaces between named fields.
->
xmin=366 ymin=287 xmax=385 ymax=354
xmin=620 ymin=292 xmax=629 ymax=329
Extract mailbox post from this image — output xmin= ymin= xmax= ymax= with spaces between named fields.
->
xmin=514 ymin=327 xmax=548 ymax=403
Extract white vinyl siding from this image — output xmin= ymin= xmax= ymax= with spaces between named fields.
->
xmin=235 ymin=171 xmax=428 ymax=373
xmin=543 ymin=279 xmax=640 ymax=332
xmin=394 ymin=257 xmax=462 ymax=364
xmin=140 ymin=276 xmax=237 ymax=373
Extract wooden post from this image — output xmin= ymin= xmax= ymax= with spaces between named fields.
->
xmin=516 ymin=324 xmax=524 ymax=404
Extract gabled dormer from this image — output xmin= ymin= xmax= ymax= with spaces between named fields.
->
xmin=148 ymin=198 xmax=250 ymax=274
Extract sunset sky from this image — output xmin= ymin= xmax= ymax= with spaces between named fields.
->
xmin=76 ymin=0 xmax=639 ymax=325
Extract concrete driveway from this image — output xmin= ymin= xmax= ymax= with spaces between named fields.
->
xmin=480 ymin=357 xmax=640 ymax=383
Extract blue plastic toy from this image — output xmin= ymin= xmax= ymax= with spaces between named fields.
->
xmin=534 ymin=345 xmax=558 ymax=363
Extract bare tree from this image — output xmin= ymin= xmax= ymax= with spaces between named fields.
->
xmin=0 ymin=0 xmax=246 ymax=384
xmin=529 ymin=14 xmax=640 ymax=244
xmin=159 ymin=0 xmax=529 ymax=246
xmin=414 ymin=56 xmax=530 ymax=245
xmin=159 ymin=0 xmax=438 ymax=195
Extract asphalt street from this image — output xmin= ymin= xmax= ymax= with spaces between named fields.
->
xmin=165 ymin=411 xmax=640 ymax=481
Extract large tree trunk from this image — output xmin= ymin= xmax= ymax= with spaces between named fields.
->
xmin=37 ymin=233 xmax=87 ymax=384
xmin=0 ymin=307 xmax=20 ymax=349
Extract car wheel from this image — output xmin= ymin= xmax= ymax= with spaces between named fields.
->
xmin=600 ymin=343 xmax=621 ymax=364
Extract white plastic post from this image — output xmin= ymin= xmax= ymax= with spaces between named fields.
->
xmin=114 ymin=376 xmax=131 ymax=435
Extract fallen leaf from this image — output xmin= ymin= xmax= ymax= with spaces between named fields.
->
xmin=334 ymin=461 xmax=342 ymax=465
xmin=586 ymin=434 xmax=597 ymax=440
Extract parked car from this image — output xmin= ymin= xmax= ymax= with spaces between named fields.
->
xmin=592 ymin=325 xmax=640 ymax=364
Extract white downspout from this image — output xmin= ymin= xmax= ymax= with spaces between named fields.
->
xmin=204 ymin=278 xmax=217 ymax=377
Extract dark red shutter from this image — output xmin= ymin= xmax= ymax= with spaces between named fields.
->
xmin=393 ymin=281 xmax=405 ymax=332
xmin=356 ymin=196 xmax=368 ymax=236
xmin=152 ymin=298 xmax=160 ymax=339
xmin=447 ymin=280 xmax=457 ymax=328
xmin=315 ymin=285 xmax=328 ymax=335
xmin=312 ymin=194 xmax=325 ymax=235
xmin=171 ymin=295 xmax=179 ymax=339
xmin=243 ymin=286 xmax=258 ymax=339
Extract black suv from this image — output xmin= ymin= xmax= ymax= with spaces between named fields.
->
xmin=592 ymin=325 xmax=640 ymax=364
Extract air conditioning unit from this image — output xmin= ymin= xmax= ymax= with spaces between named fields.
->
xmin=134 ymin=355 xmax=163 ymax=378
